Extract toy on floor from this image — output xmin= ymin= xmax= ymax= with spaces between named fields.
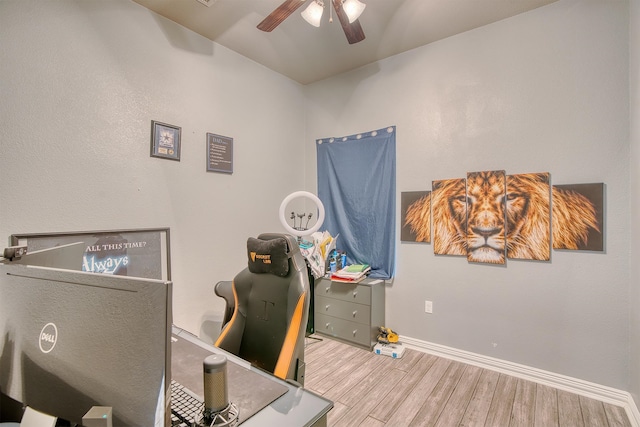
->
xmin=373 ymin=341 xmax=405 ymax=358
xmin=377 ymin=326 xmax=399 ymax=344
xmin=374 ymin=326 xmax=404 ymax=358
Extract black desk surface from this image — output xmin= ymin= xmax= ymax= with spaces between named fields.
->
xmin=171 ymin=333 xmax=288 ymax=424
xmin=171 ymin=326 xmax=333 ymax=427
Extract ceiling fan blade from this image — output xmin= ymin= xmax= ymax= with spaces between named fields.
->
xmin=332 ymin=0 xmax=365 ymax=44
xmin=258 ymin=0 xmax=308 ymax=32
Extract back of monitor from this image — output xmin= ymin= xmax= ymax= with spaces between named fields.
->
xmin=0 ymin=264 xmax=172 ymax=426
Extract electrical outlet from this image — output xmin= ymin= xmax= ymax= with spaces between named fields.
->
xmin=424 ymin=300 xmax=433 ymax=314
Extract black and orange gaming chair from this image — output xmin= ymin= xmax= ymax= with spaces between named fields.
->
xmin=214 ymin=233 xmax=310 ymax=385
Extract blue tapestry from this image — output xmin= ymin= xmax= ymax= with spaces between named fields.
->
xmin=316 ymin=126 xmax=396 ymax=279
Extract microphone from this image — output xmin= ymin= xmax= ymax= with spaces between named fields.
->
xmin=200 ymin=354 xmax=239 ymax=426
xmin=204 ymin=354 xmax=228 ymax=415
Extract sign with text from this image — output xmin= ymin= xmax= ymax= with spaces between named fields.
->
xmin=207 ymin=132 xmax=233 ymax=174
xmin=10 ymin=228 xmax=171 ymax=280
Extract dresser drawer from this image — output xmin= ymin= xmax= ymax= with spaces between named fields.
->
xmin=315 ymin=295 xmax=370 ymax=324
xmin=315 ymin=281 xmax=371 ymax=305
xmin=314 ymin=313 xmax=372 ymax=347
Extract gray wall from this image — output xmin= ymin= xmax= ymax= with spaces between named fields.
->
xmin=0 ymin=0 xmax=636 ymax=402
xmin=304 ymin=0 xmax=631 ymax=391
xmin=0 ymin=0 xmax=307 ymax=335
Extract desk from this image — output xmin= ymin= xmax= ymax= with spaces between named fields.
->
xmin=171 ymin=326 xmax=332 ymax=427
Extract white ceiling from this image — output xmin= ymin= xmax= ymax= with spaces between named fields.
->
xmin=132 ymin=0 xmax=557 ymax=85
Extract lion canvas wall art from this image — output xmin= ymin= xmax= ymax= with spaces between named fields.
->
xmin=552 ymin=183 xmax=603 ymax=251
xmin=431 ymin=178 xmax=467 ymax=256
xmin=505 ymin=172 xmax=551 ymax=261
xmin=400 ymin=171 xmax=604 ymax=263
xmin=466 ymin=171 xmax=507 ymax=264
xmin=401 ymin=191 xmax=431 ymax=242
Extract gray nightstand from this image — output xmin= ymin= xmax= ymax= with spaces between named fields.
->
xmin=313 ymin=277 xmax=385 ymax=349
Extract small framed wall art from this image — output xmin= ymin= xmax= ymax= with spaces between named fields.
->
xmin=150 ymin=120 xmax=181 ymax=161
xmin=206 ymin=132 xmax=233 ymax=174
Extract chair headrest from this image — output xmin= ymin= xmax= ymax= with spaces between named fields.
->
xmin=246 ymin=236 xmax=291 ymax=277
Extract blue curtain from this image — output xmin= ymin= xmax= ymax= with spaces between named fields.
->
xmin=316 ymin=126 xmax=396 ymax=279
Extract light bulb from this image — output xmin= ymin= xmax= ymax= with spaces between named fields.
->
xmin=301 ymin=0 xmax=324 ymax=27
xmin=342 ymin=0 xmax=365 ymax=23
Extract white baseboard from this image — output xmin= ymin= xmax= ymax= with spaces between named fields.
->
xmin=400 ymin=335 xmax=640 ymax=427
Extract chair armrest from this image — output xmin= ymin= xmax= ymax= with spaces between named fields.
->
xmin=214 ymin=280 xmax=234 ymax=329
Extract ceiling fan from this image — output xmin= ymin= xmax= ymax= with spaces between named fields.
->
xmin=257 ymin=0 xmax=366 ymax=44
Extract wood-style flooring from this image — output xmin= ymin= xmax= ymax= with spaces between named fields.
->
xmin=303 ymin=335 xmax=632 ymax=427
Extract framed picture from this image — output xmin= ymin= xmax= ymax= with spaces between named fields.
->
xmin=150 ymin=120 xmax=181 ymax=161
xmin=207 ymin=132 xmax=233 ymax=174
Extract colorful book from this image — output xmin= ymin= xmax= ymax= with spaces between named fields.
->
xmin=331 ymin=275 xmax=366 ymax=284
xmin=345 ymin=264 xmax=370 ymax=273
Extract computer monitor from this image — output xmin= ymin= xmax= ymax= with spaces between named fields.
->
xmin=10 ymin=228 xmax=171 ymax=281
xmin=0 ymin=263 xmax=172 ymax=426
xmin=0 ymin=242 xmax=85 ymax=270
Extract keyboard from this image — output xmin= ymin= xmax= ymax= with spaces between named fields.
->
xmin=171 ymin=379 xmax=204 ymax=427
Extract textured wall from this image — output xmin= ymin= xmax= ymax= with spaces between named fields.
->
xmin=304 ymin=0 xmax=630 ymax=391
xmin=0 ymin=0 xmax=306 ymax=335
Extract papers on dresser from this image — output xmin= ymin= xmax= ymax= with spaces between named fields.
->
xmin=330 ymin=264 xmax=370 ymax=283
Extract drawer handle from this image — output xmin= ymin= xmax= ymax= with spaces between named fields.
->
xmin=325 ymin=287 xmax=330 ymax=293
xmin=352 ymin=291 xmax=357 ymax=298
xmin=325 ymin=323 xmax=331 ymax=329
xmin=325 ymin=305 xmax=330 ymax=311
xmin=352 ymin=330 xmax=357 ymax=336
xmin=352 ymin=310 xmax=357 ymax=317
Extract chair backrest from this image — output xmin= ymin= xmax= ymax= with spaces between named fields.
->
xmin=214 ymin=233 xmax=310 ymax=384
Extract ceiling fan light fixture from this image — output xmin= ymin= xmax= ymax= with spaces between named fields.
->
xmin=342 ymin=0 xmax=366 ymax=23
xmin=301 ymin=0 xmax=324 ymax=27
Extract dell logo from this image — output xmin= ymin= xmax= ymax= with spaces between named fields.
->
xmin=39 ymin=323 xmax=58 ymax=354
xmin=41 ymin=333 xmax=55 ymax=343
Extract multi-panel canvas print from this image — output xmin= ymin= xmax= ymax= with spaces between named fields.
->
xmin=401 ymin=170 xmax=604 ymax=265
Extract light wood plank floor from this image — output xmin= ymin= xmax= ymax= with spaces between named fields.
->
xmin=303 ymin=335 xmax=632 ymax=427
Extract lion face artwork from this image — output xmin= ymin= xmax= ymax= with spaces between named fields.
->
xmin=401 ymin=171 xmax=602 ymax=264
xmin=430 ymin=178 xmax=468 ymax=255
xmin=465 ymin=171 xmax=507 ymax=264
xmin=505 ymin=173 xmax=551 ymax=261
